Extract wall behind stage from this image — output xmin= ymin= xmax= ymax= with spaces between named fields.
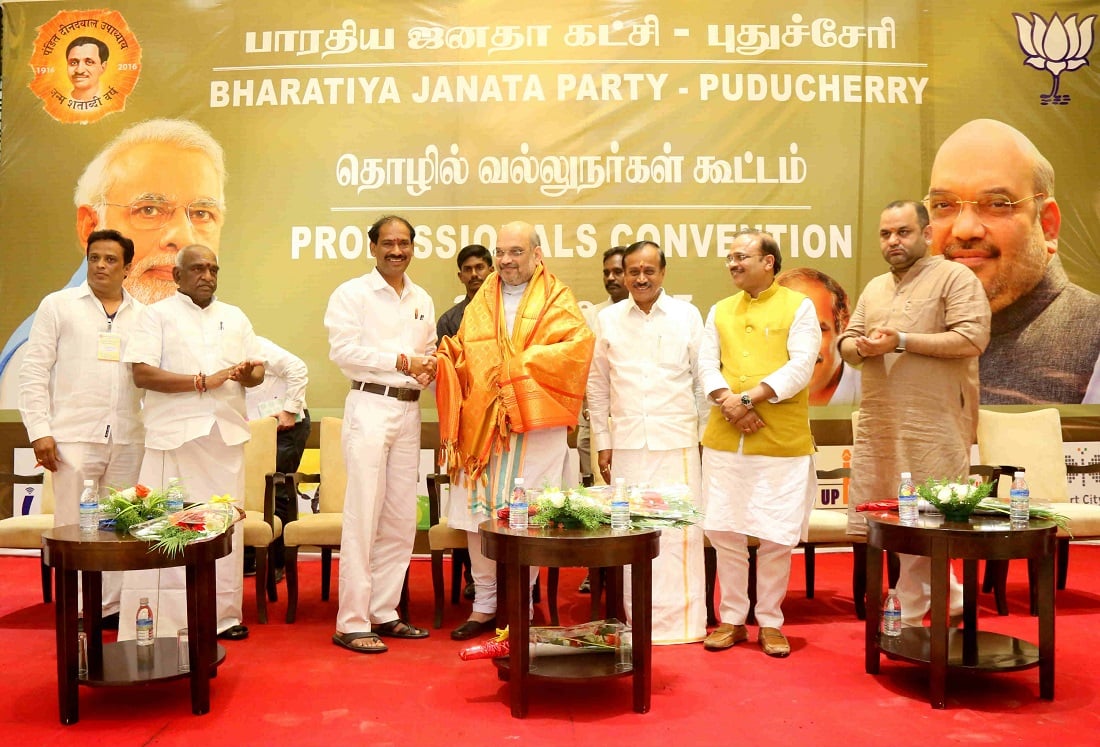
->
xmin=0 ymin=0 xmax=1097 ymax=411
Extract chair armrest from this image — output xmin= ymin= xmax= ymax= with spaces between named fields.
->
xmin=285 ymin=471 xmax=322 ymax=521
xmin=427 ymin=473 xmax=450 ymax=525
xmin=263 ymin=472 xmax=280 ymax=527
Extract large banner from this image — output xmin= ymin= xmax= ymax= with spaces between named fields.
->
xmin=0 ymin=0 xmax=1097 ymax=410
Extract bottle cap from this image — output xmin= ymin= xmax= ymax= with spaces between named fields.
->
xmin=1015 ymin=471 xmax=1026 ymax=477
xmin=83 ymin=479 xmax=94 ymax=487
xmin=887 ymin=588 xmax=896 ymax=594
xmin=139 ymin=596 xmax=149 ymax=604
xmin=615 ymin=477 xmax=625 ymax=486
xmin=514 ymin=477 xmax=524 ymax=487
xmin=900 ymin=472 xmax=911 ymax=479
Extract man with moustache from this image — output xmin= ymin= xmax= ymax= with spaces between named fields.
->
xmin=840 ymin=201 xmax=990 ymax=628
xmin=326 ymin=215 xmax=437 ymax=654
xmin=588 ymin=240 xmax=708 ymax=644
xmin=777 ymin=267 xmax=861 ymax=406
xmin=121 ymin=244 xmax=265 ymax=642
xmin=0 ymin=118 xmax=226 ymax=406
xmin=929 ymin=118 xmax=1100 ymax=404
xmin=66 ymin=36 xmax=109 ymax=102
xmin=436 ymin=221 xmax=593 ymax=641
xmin=18 ymin=229 xmax=145 ymax=627
xmin=700 ymin=230 xmax=819 ymax=658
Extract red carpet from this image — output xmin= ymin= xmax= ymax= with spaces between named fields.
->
xmin=3 ymin=547 xmax=1100 ymax=746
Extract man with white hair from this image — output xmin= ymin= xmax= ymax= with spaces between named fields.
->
xmin=0 ymin=118 xmax=226 ymax=406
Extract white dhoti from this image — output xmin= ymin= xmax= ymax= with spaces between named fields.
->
xmin=53 ymin=440 xmax=145 ymax=616
xmin=614 ymin=447 xmax=706 ymax=645
xmin=449 ymin=429 xmax=570 ymax=616
xmin=702 ymin=446 xmax=816 ymax=629
xmin=118 ymin=426 xmax=245 ymax=638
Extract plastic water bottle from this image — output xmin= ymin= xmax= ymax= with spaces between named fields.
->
xmin=610 ymin=477 xmax=630 ymax=531
xmin=897 ymin=472 xmax=918 ymax=524
xmin=79 ymin=479 xmax=98 ymax=533
xmin=508 ymin=478 xmax=528 ymax=531
xmin=1010 ymin=471 xmax=1030 ymax=527
xmin=882 ymin=588 xmax=902 ymax=637
xmin=165 ymin=476 xmax=185 ymax=513
xmin=136 ymin=597 xmax=155 ymax=646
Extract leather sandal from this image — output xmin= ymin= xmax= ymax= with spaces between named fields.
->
xmin=375 ymin=619 xmax=429 ymax=639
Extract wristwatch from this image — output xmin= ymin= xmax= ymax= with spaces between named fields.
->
xmin=894 ymin=332 xmax=907 ymax=353
xmin=739 ymin=393 xmax=754 ymax=410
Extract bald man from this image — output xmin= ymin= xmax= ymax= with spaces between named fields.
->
xmin=928 ymin=118 xmax=1100 ymax=404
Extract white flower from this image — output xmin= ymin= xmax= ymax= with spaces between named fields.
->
xmin=937 ymin=486 xmax=955 ymax=503
xmin=543 ymin=490 xmax=566 ymax=509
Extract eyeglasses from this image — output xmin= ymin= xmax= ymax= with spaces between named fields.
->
xmin=494 ymin=248 xmax=528 ymax=259
xmin=99 ymin=198 xmax=224 ymax=233
xmin=378 ymin=239 xmax=413 ymax=250
xmin=725 ymin=252 xmax=763 ymax=266
xmin=923 ymin=192 xmax=1045 ymax=222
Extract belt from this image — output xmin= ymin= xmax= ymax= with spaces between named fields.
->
xmin=351 ymin=381 xmax=421 ymax=402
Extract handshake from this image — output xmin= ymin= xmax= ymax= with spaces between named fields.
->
xmin=400 ymin=354 xmax=437 ymax=387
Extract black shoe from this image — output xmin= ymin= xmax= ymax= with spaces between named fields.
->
xmin=101 ymin=612 xmax=120 ymax=630
xmin=450 ymin=617 xmax=496 ymax=641
xmin=217 ymin=624 xmax=249 ymax=641
xmin=274 ymin=567 xmax=285 ymax=584
xmin=463 ymin=581 xmax=475 ymax=600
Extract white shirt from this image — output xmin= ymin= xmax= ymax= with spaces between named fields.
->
xmin=699 ymin=296 xmax=820 ymax=404
xmin=588 ymin=290 xmax=708 ymax=453
xmin=582 ymin=297 xmax=614 ymax=338
xmin=124 ymin=292 xmax=261 ymax=450
xmin=325 ymin=269 xmax=436 ymax=386
xmin=18 ymin=282 xmax=145 ymax=445
xmin=245 ymin=336 xmax=309 ymax=420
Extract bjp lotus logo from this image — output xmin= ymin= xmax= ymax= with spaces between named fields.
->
xmin=1013 ymin=12 xmax=1095 ymax=105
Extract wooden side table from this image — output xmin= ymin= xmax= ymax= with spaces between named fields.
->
xmin=42 ymin=524 xmax=233 ymax=725
xmin=863 ymin=512 xmax=1055 ymax=708
xmin=479 ymin=519 xmax=660 ymax=718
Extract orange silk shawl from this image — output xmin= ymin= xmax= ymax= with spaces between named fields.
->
xmin=435 ymin=265 xmax=594 ymax=486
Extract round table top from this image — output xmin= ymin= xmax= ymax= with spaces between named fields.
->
xmin=479 ymin=518 xmax=661 ymax=567
xmin=43 ymin=524 xmax=234 ymax=572
xmin=863 ymin=511 xmax=1056 ymax=559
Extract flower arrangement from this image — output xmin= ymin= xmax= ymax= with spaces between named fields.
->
xmin=917 ymin=478 xmax=993 ymax=520
xmin=495 ymin=484 xmax=704 ymax=530
xmin=100 ymin=484 xmax=169 ymax=533
xmin=129 ymin=496 xmax=243 ymax=558
xmin=458 ymin=619 xmax=625 ymax=661
xmin=530 ymin=488 xmax=607 ymax=529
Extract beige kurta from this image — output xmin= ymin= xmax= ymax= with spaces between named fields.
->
xmin=841 ymin=255 xmax=990 ymax=535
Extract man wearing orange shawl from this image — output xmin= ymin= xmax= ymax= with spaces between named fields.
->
xmin=435 ymin=221 xmax=594 ymax=641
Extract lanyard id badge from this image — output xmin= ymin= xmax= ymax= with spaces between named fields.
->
xmin=97 ymin=331 xmax=122 ymax=361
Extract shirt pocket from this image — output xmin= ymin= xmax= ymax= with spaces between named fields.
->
xmin=897 ymin=296 xmax=944 ymax=332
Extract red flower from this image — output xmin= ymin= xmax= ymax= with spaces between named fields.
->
xmin=134 ymin=484 xmax=151 ymax=498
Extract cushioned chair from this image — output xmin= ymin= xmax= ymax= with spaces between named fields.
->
xmin=976 ymin=408 xmax=1100 ymax=612
xmin=240 ymin=417 xmax=281 ymax=623
xmin=426 ymin=473 xmax=468 ymax=628
xmin=283 ymin=417 xmax=409 ymax=624
xmin=0 ymin=471 xmax=51 ymax=602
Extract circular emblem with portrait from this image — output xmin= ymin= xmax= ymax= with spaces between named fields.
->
xmin=28 ymin=9 xmax=142 ymax=124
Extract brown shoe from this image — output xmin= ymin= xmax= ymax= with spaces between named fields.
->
xmin=703 ymin=623 xmax=748 ymax=651
xmin=758 ymin=627 xmax=790 ymax=657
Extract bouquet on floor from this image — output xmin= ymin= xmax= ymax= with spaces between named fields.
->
xmin=496 ymin=484 xmax=703 ymax=530
xmin=129 ymin=495 xmax=244 ymax=557
xmin=99 ymin=484 xmax=169 ymax=533
xmin=458 ymin=619 xmax=626 ymax=661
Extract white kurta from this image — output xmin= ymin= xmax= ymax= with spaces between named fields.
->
xmin=19 ymin=281 xmax=147 ymax=616
xmin=119 ymin=291 xmax=262 ymax=637
xmin=588 ymin=290 xmax=707 ymax=644
xmin=325 ymin=269 xmax=436 ymax=634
